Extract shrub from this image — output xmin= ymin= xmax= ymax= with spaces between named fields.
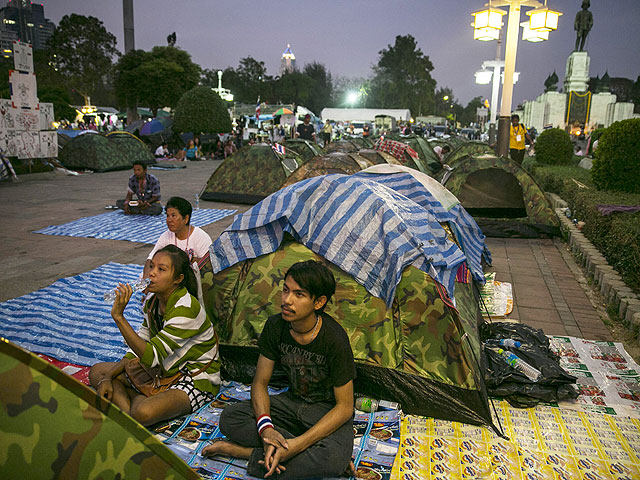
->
xmin=534 ymin=128 xmax=574 ymax=165
xmin=173 ymin=86 xmax=232 ymax=135
xmin=587 ymin=128 xmax=605 ymax=156
xmin=591 ymin=118 xmax=640 ymax=193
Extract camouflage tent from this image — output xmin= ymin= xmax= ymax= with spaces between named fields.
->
xmin=439 ymin=153 xmax=560 ymax=237
xmin=374 ymin=138 xmax=427 ymax=173
xmin=59 ymin=133 xmax=131 ymax=172
xmin=107 ymin=131 xmax=156 ymax=166
xmin=445 ymin=140 xmax=494 ymax=165
xmin=282 ymin=138 xmax=324 ymax=161
xmin=280 ymin=152 xmax=374 ymax=188
xmin=0 ymin=339 xmax=199 ymax=479
xmin=199 ymin=175 xmax=496 ymax=428
xmin=388 ymin=133 xmax=442 ymax=174
xmin=356 ymin=149 xmax=401 ymax=166
xmin=324 ymin=139 xmax=361 ymax=153
xmin=347 ymin=136 xmax=375 ymax=149
xmin=200 ymin=143 xmax=303 ymax=204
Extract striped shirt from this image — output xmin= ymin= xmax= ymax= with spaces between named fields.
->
xmin=126 ymin=287 xmax=220 ymax=394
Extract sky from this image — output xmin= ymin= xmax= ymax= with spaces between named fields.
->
xmin=41 ymin=0 xmax=640 ymax=110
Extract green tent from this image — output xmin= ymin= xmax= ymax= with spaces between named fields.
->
xmin=107 ymin=131 xmax=156 ymax=166
xmin=356 ymin=149 xmax=401 ymax=166
xmin=445 ymin=140 xmax=494 ymax=165
xmin=199 ymin=238 xmax=494 ymax=428
xmin=325 ymin=139 xmax=361 ymax=153
xmin=439 ymin=153 xmax=560 ymax=237
xmin=387 ymin=133 xmax=441 ymax=174
xmin=59 ymin=133 xmax=131 ymax=172
xmin=282 ymin=138 xmax=324 ymax=161
xmin=280 ymin=152 xmax=374 ymax=188
xmin=0 ymin=339 xmax=199 ymax=479
xmin=200 ymin=143 xmax=302 ymax=204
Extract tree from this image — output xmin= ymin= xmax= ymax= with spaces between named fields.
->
xmin=114 ymin=46 xmax=201 ymax=115
xmin=460 ymin=96 xmax=485 ymax=126
xmin=48 ymin=14 xmax=119 ymax=104
xmin=369 ymin=35 xmax=436 ymax=116
xmin=303 ymin=62 xmax=333 ymax=116
xmin=275 ymin=71 xmax=313 ymax=107
xmin=234 ymin=56 xmax=272 ymax=103
xmin=332 ymin=76 xmax=370 ymax=107
xmin=37 ymin=86 xmax=77 ymax=121
xmin=173 ymin=86 xmax=232 ymax=134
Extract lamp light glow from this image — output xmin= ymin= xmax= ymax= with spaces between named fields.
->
xmin=471 ymin=7 xmax=505 ymax=30
xmin=475 ymin=69 xmax=493 ymax=84
xmin=521 ymin=21 xmax=549 ymax=42
xmin=527 ymin=7 xmax=562 ymax=32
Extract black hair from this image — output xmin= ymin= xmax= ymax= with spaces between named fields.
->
xmin=154 ymin=245 xmax=198 ymax=298
xmin=442 ymin=145 xmax=451 ymax=153
xmin=132 ymin=160 xmax=147 ymax=169
xmin=511 ymin=114 xmax=520 ymax=122
xmin=284 ymin=260 xmax=336 ymax=312
xmin=166 ymin=196 xmax=192 ymax=224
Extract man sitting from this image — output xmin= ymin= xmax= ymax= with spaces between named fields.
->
xmin=116 ymin=161 xmax=162 ymax=215
xmin=202 ymin=260 xmax=355 ymax=479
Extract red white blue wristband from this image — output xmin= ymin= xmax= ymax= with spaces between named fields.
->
xmin=257 ymin=414 xmax=274 ymax=435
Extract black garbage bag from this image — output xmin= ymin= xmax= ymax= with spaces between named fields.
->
xmin=480 ymin=321 xmax=578 ymax=408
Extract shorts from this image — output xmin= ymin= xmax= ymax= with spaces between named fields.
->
xmin=168 ymin=375 xmax=215 ymax=412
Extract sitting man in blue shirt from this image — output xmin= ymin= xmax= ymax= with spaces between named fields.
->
xmin=116 ymin=161 xmax=162 ymax=215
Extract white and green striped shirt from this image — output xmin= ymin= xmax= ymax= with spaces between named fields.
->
xmin=127 ymin=287 xmax=220 ymax=394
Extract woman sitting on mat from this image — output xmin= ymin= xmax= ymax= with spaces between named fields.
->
xmin=89 ymin=245 xmax=220 ymax=426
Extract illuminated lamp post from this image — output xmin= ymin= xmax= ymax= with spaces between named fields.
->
xmin=471 ymin=0 xmax=561 ymax=157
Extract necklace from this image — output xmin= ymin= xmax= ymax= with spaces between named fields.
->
xmin=291 ymin=314 xmax=320 ymax=337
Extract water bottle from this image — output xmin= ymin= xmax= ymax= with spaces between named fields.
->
xmin=195 ymin=193 xmax=200 ymax=210
xmin=497 ymin=348 xmax=542 ymax=382
xmin=103 ymin=278 xmax=150 ymax=303
xmin=485 ymin=339 xmax=521 ymax=349
xmin=355 ymin=396 xmax=379 ymax=413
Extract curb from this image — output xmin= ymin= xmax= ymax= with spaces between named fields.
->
xmin=548 ymin=193 xmax=640 ymax=341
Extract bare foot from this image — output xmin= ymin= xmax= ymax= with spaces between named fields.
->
xmin=345 ymin=460 xmax=356 ymax=477
xmin=201 ymin=439 xmax=252 ymax=459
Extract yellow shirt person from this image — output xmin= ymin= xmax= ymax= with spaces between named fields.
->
xmin=509 ymin=114 xmax=532 ymax=165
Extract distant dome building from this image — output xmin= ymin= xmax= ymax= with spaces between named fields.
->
xmin=280 ymin=44 xmax=296 ymax=75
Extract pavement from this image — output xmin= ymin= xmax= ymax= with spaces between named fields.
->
xmin=0 ymin=159 xmax=617 ymax=346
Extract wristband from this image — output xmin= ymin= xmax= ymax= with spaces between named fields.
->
xmin=97 ymin=378 xmax=111 ymax=387
xmin=257 ymin=414 xmax=274 ymax=435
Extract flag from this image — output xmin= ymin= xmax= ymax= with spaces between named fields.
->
xmin=272 ymin=143 xmax=286 ymax=156
xmin=255 ymin=97 xmax=260 ymax=121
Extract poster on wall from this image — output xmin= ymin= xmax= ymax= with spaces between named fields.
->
xmin=14 ymin=131 xmax=41 ymax=159
xmin=0 ymin=99 xmax=16 ymax=132
xmin=39 ymin=131 xmax=57 ymax=158
xmin=9 ymin=71 xmax=39 ymax=109
xmin=39 ymin=103 xmax=54 ymax=130
xmin=14 ymin=108 xmax=40 ymax=131
xmin=12 ymin=41 xmax=33 ymax=73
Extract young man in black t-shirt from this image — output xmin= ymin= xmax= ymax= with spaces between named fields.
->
xmin=202 ymin=260 xmax=356 ymax=479
xmin=295 ymin=114 xmax=316 ymax=142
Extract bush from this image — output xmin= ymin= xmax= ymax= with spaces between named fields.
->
xmin=591 ymin=118 xmax=640 ymax=193
xmin=534 ymin=128 xmax=574 ymax=165
xmin=586 ymin=128 xmax=605 ymax=156
xmin=173 ymin=86 xmax=232 ymax=135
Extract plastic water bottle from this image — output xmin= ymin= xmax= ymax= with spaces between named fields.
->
xmin=195 ymin=193 xmax=200 ymax=210
xmin=355 ymin=396 xmax=379 ymax=413
xmin=103 ymin=278 xmax=150 ymax=303
xmin=499 ymin=339 xmax=522 ymax=349
xmin=497 ymin=348 xmax=542 ymax=382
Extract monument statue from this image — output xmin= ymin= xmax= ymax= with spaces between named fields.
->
xmin=574 ymin=0 xmax=593 ymax=51
xmin=544 ymin=71 xmax=559 ymax=92
xmin=167 ymin=32 xmax=177 ymax=47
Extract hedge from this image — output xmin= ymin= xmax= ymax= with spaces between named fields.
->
xmin=591 ymin=118 xmax=640 ymax=193
xmin=533 ymin=165 xmax=640 ymax=293
xmin=534 ymin=128 xmax=574 ymax=165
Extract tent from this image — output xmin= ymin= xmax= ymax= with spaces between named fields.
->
xmin=324 ymin=139 xmax=361 ymax=153
xmin=59 ymin=133 xmax=132 ymax=172
xmin=445 ymin=140 xmax=494 ymax=165
xmin=0 ymin=339 xmax=199 ymax=479
xmin=140 ymin=117 xmax=172 ymax=136
xmin=198 ymin=174 xmax=496 ymax=428
xmin=282 ymin=138 xmax=324 ymax=161
xmin=280 ymin=152 xmax=374 ymax=188
xmin=439 ymin=153 xmax=560 ymax=237
xmin=107 ymin=131 xmax=156 ymax=165
xmin=200 ymin=143 xmax=303 ymax=204
xmin=388 ymin=133 xmax=442 ymax=174
xmin=355 ymin=149 xmax=401 ymax=166
xmin=374 ymin=138 xmax=426 ymax=173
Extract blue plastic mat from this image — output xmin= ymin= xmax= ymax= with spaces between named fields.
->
xmin=34 ymin=208 xmax=236 ymax=244
xmin=0 ymin=262 xmax=145 ymax=366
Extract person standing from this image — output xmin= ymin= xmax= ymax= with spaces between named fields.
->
xmin=509 ymin=114 xmax=533 ymax=165
xmin=322 ymin=120 xmax=332 ymax=147
xmin=116 ymin=161 xmax=162 ymax=215
xmin=296 ymin=114 xmax=316 ymax=142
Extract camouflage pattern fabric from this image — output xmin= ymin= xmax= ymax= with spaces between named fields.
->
xmin=280 ymin=152 xmax=374 ymax=188
xmin=442 ymin=154 xmax=559 ymax=227
xmin=357 ymin=149 xmax=402 ymax=166
xmin=0 ymin=339 xmax=199 ymax=479
xmin=201 ymin=144 xmax=302 ymax=198
xmin=200 ymin=238 xmax=481 ymax=391
xmin=59 ymin=134 xmax=132 ymax=172
xmin=107 ymin=132 xmax=155 ymax=165
xmin=282 ymin=139 xmax=324 ymax=161
xmin=387 ymin=133 xmax=441 ymax=174
xmin=445 ymin=141 xmax=494 ymax=166
xmin=325 ymin=140 xmax=360 ymax=153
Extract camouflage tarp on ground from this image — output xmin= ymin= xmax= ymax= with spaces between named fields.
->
xmin=107 ymin=131 xmax=156 ymax=166
xmin=280 ymin=152 xmax=374 ymax=188
xmin=59 ymin=133 xmax=131 ymax=172
xmin=200 ymin=144 xmax=302 ymax=204
xmin=199 ymin=237 xmax=494 ymax=427
xmin=0 ymin=339 xmax=199 ymax=479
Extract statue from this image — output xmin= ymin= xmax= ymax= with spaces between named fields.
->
xmin=544 ymin=71 xmax=559 ymax=92
xmin=574 ymin=0 xmax=593 ymax=51
xmin=167 ymin=32 xmax=177 ymax=47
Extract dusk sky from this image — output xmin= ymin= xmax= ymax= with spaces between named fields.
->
xmin=43 ymin=0 xmax=640 ymax=111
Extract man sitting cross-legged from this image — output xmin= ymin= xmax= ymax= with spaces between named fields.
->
xmin=202 ymin=260 xmax=356 ymax=479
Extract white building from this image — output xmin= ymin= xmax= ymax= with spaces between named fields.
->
xmin=320 ymin=108 xmax=411 ymax=123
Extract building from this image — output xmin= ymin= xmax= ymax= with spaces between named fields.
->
xmin=0 ymin=0 xmax=55 ymax=59
xmin=280 ymin=44 xmax=295 ymax=75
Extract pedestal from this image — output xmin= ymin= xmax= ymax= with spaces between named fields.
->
xmin=564 ymin=52 xmax=590 ymax=93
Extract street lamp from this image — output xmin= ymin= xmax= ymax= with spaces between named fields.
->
xmin=471 ymin=0 xmax=561 ymax=157
xmin=347 ymin=91 xmax=360 ymax=106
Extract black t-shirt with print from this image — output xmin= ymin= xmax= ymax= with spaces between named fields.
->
xmin=258 ymin=312 xmax=356 ymax=404
xmin=296 ymin=123 xmax=315 ymax=140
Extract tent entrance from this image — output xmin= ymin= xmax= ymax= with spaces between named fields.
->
xmin=457 ymin=168 xmax=527 ymax=218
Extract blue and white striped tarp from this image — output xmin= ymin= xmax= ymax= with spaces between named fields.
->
xmin=210 ymin=174 xmax=467 ymax=307
xmin=0 ymin=263 xmax=145 ymax=366
xmin=34 ymin=208 xmax=236 ymax=244
xmin=352 ymin=171 xmax=491 ymax=283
